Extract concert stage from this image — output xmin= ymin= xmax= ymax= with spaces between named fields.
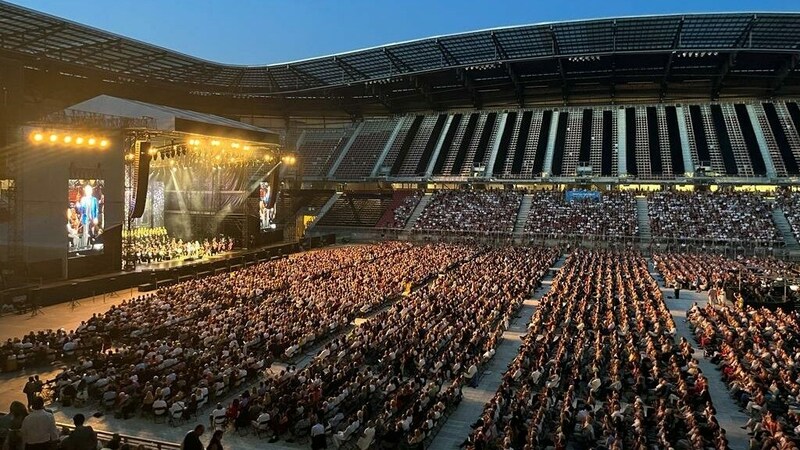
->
xmin=4 ymin=234 xmax=335 ymax=309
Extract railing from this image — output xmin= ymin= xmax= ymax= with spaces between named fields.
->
xmin=0 ymin=413 xmax=180 ymax=450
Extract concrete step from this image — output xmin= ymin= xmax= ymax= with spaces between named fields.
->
xmin=404 ymin=193 xmax=433 ymax=231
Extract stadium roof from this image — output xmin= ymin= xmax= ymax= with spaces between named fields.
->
xmin=2 ymin=1 xmax=800 ymax=116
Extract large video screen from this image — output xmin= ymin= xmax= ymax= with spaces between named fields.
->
xmin=259 ymin=181 xmax=276 ymax=230
xmin=68 ymin=179 xmax=105 ymax=255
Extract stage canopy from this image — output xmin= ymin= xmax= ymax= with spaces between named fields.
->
xmin=67 ymin=95 xmax=280 ymax=144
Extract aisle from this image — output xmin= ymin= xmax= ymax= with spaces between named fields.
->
xmin=654 ymin=268 xmax=750 ymax=450
xmin=428 ymin=255 xmax=566 ymax=450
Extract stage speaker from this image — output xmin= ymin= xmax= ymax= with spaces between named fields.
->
xmin=131 ymin=142 xmax=152 ymax=219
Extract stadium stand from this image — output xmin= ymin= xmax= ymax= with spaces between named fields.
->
xmin=648 ymin=191 xmax=782 ymax=245
xmin=375 ymin=190 xmax=422 ymax=229
xmin=296 ymin=128 xmax=354 ymax=178
xmin=523 ymin=190 xmax=638 ymax=238
xmin=316 ymin=192 xmax=394 ymax=227
xmin=333 ymin=118 xmax=400 ymax=179
xmin=412 ymin=190 xmax=522 ymax=234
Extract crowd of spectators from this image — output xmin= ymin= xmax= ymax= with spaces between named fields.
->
xmin=209 ymin=245 xmax=557 ymax=447
xmin=776 ymin=190 xmax=800 ymax=242
xmin=413 ymin=190 xmax=522 ymax=234
xmin=523 ymin=191 xmax=638 ymax=238
xmin=0 ymin=243 xmax=411 ymax=371
xmin=654 ymin=253 xmax=799 ymax=305
xmin=37 ymin=242 xmax=479 ymax=426
xmin=466 ymin=249 xmax=728 ymax=450
xmin=648 ymin=191 xmax=781 ymax=244
xmin=689 ymin=304 xmax=800 ymax=450
xmin=381 ymin=191 xmax=423 ymax=229
xmin=124 ymin=228 xmax=234 ymax=265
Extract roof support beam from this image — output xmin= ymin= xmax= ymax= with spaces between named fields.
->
xmin=410 ymin=75 xmax=438 ymax=109
xmin=367 ymin=84 xmax=393 ymax=112
xmin=333 ymin=56 xmax=367 ymax=82
xmin=6 ymin=23 xmax=68 ymax=51
xmin=435 ymin=39 xmax=458 ymax=66
xmin=549 ymin=26 xmax=568 ymax=103
xmin=384 ymin=48 xmax=412 ymax=75
xmin=659 ymin=17 xmax=684 ymax=99
xmin=287 ymin=65 xmax=326 ymax=88
xmin=456 ymin=68 xmax=481 ymax=109
xmin=490 ymin=32 xmax=508 ymax=60
xmin=771 ymin=53 xmax=800 ymax=94
xmin=712 ymin=14 xmax=757 ymax=99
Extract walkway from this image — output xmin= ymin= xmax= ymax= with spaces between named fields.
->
xmin=653 ymin=265 xmax=750 ymax=450
xmin=429 ymin=255 xmax=566 ymax=449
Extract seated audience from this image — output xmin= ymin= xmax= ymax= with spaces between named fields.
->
xmin=413 ymin=190 xmax=521 ymax=234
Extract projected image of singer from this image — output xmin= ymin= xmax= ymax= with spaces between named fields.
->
xmin=259 ymin=182 xmax=276 ymax=230
xmin=69 ymin=180 xmax=105 ymax=251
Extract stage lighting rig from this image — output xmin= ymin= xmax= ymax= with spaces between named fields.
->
xmin=30 ymin=130 xmax=111 ymax=149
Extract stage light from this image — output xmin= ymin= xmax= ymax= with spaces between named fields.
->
xmin=32 ymin=132 xmax=44 ymax=142
xmin=49 ymin=134 xmax=58 ymax=143
xmin=243 ymin=145 xmax=251 ymax=151
xmin=88 ymin=138 xmax=97 ymax=146
xmin=75 ymin=137 xmax=84 ymax=145
xmin=99 ymin=140 xmax=109 ymax=148
xmin=231 ymin=142 xmax=240 ymax=149
xmin=147 ymin=146 xmax=157 ymax=156
xmin=125 ymin=153 xmax=135 ymax=162
xmin=63 ymin=136 xmax=72 ymax=144
xmin=211 ymin=140 xmax=220 ymax=147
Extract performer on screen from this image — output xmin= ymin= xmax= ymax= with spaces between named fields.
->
xmin=77 ymin=184 xmax=99 ymax=249
xmin=260 ymin=184 xmax=275 ymax=228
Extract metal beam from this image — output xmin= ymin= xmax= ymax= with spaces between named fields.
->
xmin=712 ymin=14 xmax=757 ymax=98
xmin=549 ymin=26 xmax=568 ymax=103
xmin=435 ymin=39 xmax=458 ymax=66
xmin=5 ymin=23 xmax=68 ymax=51
xmin=410 ymin=75 xmax=438 ymax=109
xmin=287 ymin=65 xmax=326 ymax=88
xmin=771 ymin=53 xmax=800 ymax=94
xmin=456 ymin=68 xmax=481 ymax=109
xmin=490 ymin=32 xmax=508 ymax=60
xmin=384 ymin=48 xmax=412 ymax=74
xmin=333 ymin=56 xmax=367 ymax=82
xmin=660 ymin=16 xmax=685 ymax=99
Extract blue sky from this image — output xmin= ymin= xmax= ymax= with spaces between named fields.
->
xmin=11 ymin=0 xmax=799 ymax=65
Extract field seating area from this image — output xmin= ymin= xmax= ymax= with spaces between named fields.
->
xmin=466 ymin=250 xmax=727 ymax=450
xmin=23 ymin=243 xmax=482 ymax=424
xmin=653 ymin=252 xmax=799 ymax=304
xmin=689 ymin=304 xmax=800 ymax=450
xmin=523 ymin=191 xmax=638 ymax=237
xmin=213 ymin=245 xmax=557 ymax=447
xmin=648 ymin=191 xmax=781 ymax=245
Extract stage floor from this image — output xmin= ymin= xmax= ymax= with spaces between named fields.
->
xmin=132 ymin=250 xmax=236 ymax=272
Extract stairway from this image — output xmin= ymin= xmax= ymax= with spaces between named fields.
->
xmin=772 ymin=206 xmax=800 ymax=251
xmin=403 ymin=193 xmax=432 ymax=230
xmin=635 ymin=196 xmax=652 ymax=248
xmin=513 ymin=194 xmax=533 ymax=236
xmin=306 ymin=192 xmax=341 ymax=231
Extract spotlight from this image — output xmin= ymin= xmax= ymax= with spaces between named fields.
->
xmin=32 ymin=132 xmax=44 ymax=142
xmin=76 ymin=137 xmax=85 ymax=145
xmin=231 ymin=142 xmax=240 ymax=149
xmin=211 ymin=140 xmax=220 ymax=147
xmin=99 ymin=140 xmax=109 ymax=148
xmin=243 ymin=145 xmax=251 ymax=151
xmin=88 ymin=138 xmax=97 ymax=146
xmin=125 ymin=153 xmax=135 ymax=162
xmin=63 ymin=136 xmax=72 ymax=144
xmin=49 ymin=134 xmax=58 ymax=143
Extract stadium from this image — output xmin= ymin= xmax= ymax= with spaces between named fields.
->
xmin=1 ymin=1 xmax=800 ymax=449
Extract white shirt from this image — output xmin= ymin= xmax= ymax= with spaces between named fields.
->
xmin=21 ymin=409 xmax=59 ymax=445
